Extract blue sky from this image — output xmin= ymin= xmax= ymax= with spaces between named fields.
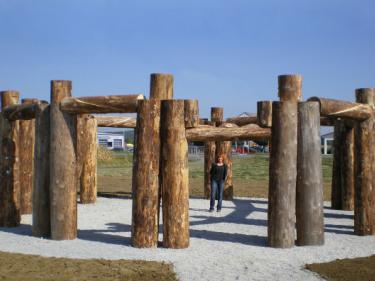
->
xmin=0 ymin=0 xmax=374 ymax=118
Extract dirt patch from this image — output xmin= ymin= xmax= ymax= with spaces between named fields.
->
xmin=0 ymin=251 xmax=178 ymax=281
xmin=306 ymin=255 xmax=375 ymax=281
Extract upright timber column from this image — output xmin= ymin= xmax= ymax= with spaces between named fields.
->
xmin=19 ymin=98 xmax=37 ymax=214
xmin=50 ymin=80 xmax=77 ymax=240
xmin=131 ymin=100 xmax=161 ymax=247
xmin=268 ymin=74 xmax=301 ymax=248
xmin=32 ymin=102 xmax=51 ymax=237
xmin=0 ymin=91 xmax=21 ymax=227
xmin=161 ymin=100 xmax=189 ymax=248
xmin=296 ymin=102 xmax=324 ymax=246
xmin=77 ymin=115 xmax=97 ymax=204
xmin=131 ymin=73 xmax=173 ymax=248
xmin=204 ymin=131 xmax=215 ymax=199
xmin=331 ymin=119 xmax=355 ymax=211
xmin=354 ymin=88 xmax=375 ymax=235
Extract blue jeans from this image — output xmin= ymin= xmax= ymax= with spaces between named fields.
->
xmin=210 ymin=179 xmax=224 ymax=210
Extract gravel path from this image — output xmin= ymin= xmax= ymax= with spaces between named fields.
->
xmin=0 ymin=197 xmax=374 ymax=281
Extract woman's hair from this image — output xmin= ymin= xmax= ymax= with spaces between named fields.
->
xmin=217 ymin=154 xmax=225 ymax=161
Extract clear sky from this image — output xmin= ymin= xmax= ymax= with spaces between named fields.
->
xmin=0 ymin=0 xmax=374 ymax=118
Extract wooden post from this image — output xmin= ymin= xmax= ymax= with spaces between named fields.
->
xmin=184 ymin=100 xmax=199 ymax=128
xmin=19 ymin=98 xmax=38 ymax=214
xmin=257 ymin=101 xmax=273 ymax=128
xmin=211 ymin=107 xmax=233 ymax=200
xmin=77 ymin=115 xmax=97 ymax=204
xmin=161 ymin=100 xmax=189 ymax=248
xmin=50 ymin=80 xmax=77 ymax=240
xmin=268 ymin=74 xmax=301 ymax=248
xmin=204 ymin=136 xmax=215 ymax=199
xmin=0 ymin=91 xmax=21 ymax=227
xmin=131 ymin=100 xmax=161 ymax=248
xmin=331 ymin=119 xmax=355 ymax=211
xmin=354 ymin=88 xmax=375 ymax=235
xmin=131 ymin=73 xmax=173 ymax=247
xmin=296 ymin=102 xmax=324 ymax=246
xmin=32 ymin=102 xmax=51 ymax=237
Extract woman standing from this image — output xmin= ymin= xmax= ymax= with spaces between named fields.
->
xmin=209 ymin=154 xmax=227 ymax=212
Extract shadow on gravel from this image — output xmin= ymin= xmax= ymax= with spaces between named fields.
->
xmin=0 ymin=224 xmax=32 ymax=236
xmin=78 ymin=223 xmax=132 ymax=246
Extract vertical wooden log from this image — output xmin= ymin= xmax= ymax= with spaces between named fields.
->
xmin=19 ymin=98 xmax=38 ymax=214
xmin=268 ymin=74 xmax=301 ymax=248
xmin=296 ymin=102 xmax=324 ymax=246
xmin=131 ymin=100 xmax=161 ymax=248
xmin=257 ymin=101 xmax=273 ymax=128
xmin=0 ymin=91 xmax=20 ymax=227
xmin=354 ymin=88 xmax=375 ymax=235
xmin=161 ymin=100 xmax=189 ymax=248
xmin=50 ymin=80 xmax=77 ymax=240
xmin=204 ymin=138 xmax=216 ymax=199
xmin=32 ymin=102 xmax=51 ymax=237
xmin=211 ymin=107 xmax=233 ymax=200
xmin=184 ymin=100 xmax=199 ymax=128
xmin=77 ymin=115 xmax=97 ymax=204
xmin=342 ymin=122 xmax=355 ymax=211
xmin=150 ymin=73 xmax=173 ymax=100
xmin=331 ymin=119 xmax=345 ymax=210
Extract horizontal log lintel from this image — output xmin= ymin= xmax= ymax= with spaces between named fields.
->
xmin=186 ymin=124 xmax=271 ymax=141
xmin=2 ymin=100 xmax=46 ymax=121
xmin=60 ymin=94 xmax=145 ymax=114
xmin=225 ymin=116 xmax=257 ymax=126
xmin=308 ymin=97 xmax=373 ymax=121
xmin=96 ymin=116 xmax=136 ymax=128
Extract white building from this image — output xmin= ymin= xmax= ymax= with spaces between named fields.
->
xmin=98 ymin=132 xmax=124 ymax=150
xmin=321 ymin=132 xmax=334 ymax=155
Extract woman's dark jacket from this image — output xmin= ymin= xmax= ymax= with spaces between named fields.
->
xmin=210 ymin=163 xmax=227 ymax=182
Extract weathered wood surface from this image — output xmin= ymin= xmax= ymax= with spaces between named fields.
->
xmin=278 ymin=75 xmax=302 ymax=102
xmin=331 ymin=119 xmax=355 ymax=211
xmin=211 ymin=107 xmax=223 ymax=126
xmin=308 ymin=97 xmax=373 ymax=121
xmin=320 ymin=117 xmax=334 ymax=126
xmin=96 ymin=116 xmax=136 ymax=128
xmin=150 ymin=73 xmax=173 ymax=99
xmin=161 ymin=100 xmax=189 ymax=248
xmin=0 ymin=91 xmax=21 ymax=227
xmin=77 ymin=115 xmax=97 ymax=204
xmin=268 ymin=74 xmax=301 ymax=248
xmin=60 ymin=94 xmax=144 ymax=114
xmin=184 ymin=100 xmax=199 ymax=128
xmin=32 ymin=102 xmax=51 ymax=237
xmin=204 ymin=139 xmax=216 ymax=199
xmin=50 ymin=80 xmax=77 ymax=240
xmin=257 ymin=101 xmax=272 ymax=128
xmin=268 ymin=101 xmax=298 ymax=248
xmin=131 ymin=100 xmax=161 ymax=248
xmin=2 ymin=102 xmax=40 ymax=121
xmin=296 ymin=102 xmax=324 ymax=246
xmin=186 ymin=124 xmax=271 ymax=141
xmin=19 ymin=99 xmax=38 ymax=214
xmin=226 ymin=116 xmax=257 ymax=126
xmin=354 ymin=88 xmax=375 ymax=235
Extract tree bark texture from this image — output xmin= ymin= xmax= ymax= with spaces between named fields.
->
xmin=19 ymin=99 xmax=38 ymax=214
xmin=184 ymin=100 xmax=199 ymax=128
xmin=186 ymin=125 xmax=271 ymax=141
xmin=60 ymin=94 xmax=144 ymax=114
xmin=161 ymin=100 xmax=189 ymax=249
xmin=308 ymin=97 xmax=372 ymax=121
xmin=131 ymin=100 xmax=161 ymax=248
xmin=0 ymin=91 xmax=20 ymax=227
xmin=296 ymin=102 xmax=324 ymax=246
xmin=32 ymin=103 xmax=51 ymax=237
xmin=354 ymin=88 xmax=375 ymax=235
xmin=2 ymin=102 xmax=40 ymax=121
xmin=96 ymin=116 xmax=136 ymax=128
xmin=50 ymin=80 xmax=77 ymax=240
xmin=257 ymin=101 xmax=273 ymax=128
xmin=204 ymin=140 xmax=216 ymax=199
xmin=331 ymin=120 xmax=345 ymax=210
xmin=278 ymin=75 xmax=302 ymax=102
xmin=77 ymin=115 xmax=97 ymax=204
xmin=267 ymin=98 xmax=298 ymax=248
xmin=150 ymin=74 xmax=174 ymax=100
xmin=226 ymin=116 xmax=257 ymax=126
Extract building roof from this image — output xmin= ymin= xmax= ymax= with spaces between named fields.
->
xmin=238 ymin=112 xmax=256 ymax=117
xmin=321 ymin=132 xmax=334 ymax=138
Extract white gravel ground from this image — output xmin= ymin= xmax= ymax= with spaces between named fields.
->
xmin=0 ymin=197 xmax=374 ymax=281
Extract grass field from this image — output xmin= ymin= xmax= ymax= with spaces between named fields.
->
xmin=97 ymin=151 xmax=333 ymax=201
